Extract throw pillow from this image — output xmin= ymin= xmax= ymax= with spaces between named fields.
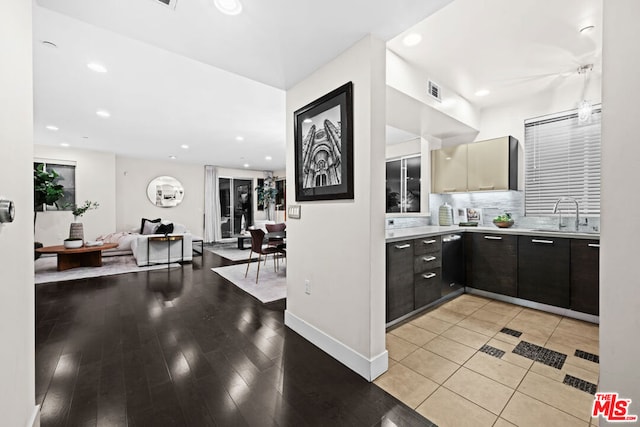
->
xmin=140 ymin=218 xmax=161 ymax=235
xmin=156 ymin=223 xmax=174 ymax=235
xmin=142 ymin=219 xmax=161 ymax=235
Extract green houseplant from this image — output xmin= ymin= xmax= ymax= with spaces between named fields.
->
xmin=34 ymin=164 xmax=66 ymax=258
xmin=256 ymin=176 xmax=278 ymax=221
xmin=72 ymin=200 xmax=99 ymax=222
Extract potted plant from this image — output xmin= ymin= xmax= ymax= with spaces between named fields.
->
xmin=33 ymin=164 xmax=66 ymax=258
xmin=256 ymin=177 xmax=278 ymax=221
xmin=69 ymin=200 xmax=99 ymax=240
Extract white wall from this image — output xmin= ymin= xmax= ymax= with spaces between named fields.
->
xmin=386 ymin=49 xmax=481 ymax=131
xmin=476 ymin=75 xmax=602 ymax=144
xmin=385 ymin=138 xmax=420 ymax=159
xmin=116 ymin=156 xmax=204 ymax=237
xmin=285 ymin=35 xmax=387 ymax=380
xmin=34 ymin=145 xmax=116 ymax=246
xmin=600 ymin=0 xmax=640 ymax=416
xmin=0 ymin=0 xmax=37 ymax=425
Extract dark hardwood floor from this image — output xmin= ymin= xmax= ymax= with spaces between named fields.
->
xmin=36 ymin=251 xmax=434 ymax=426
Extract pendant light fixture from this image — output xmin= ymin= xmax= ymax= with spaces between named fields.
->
xmin=577 ymin=64 xmax=594 ymax=124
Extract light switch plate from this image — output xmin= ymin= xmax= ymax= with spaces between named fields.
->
xmin=288 ymin=205 xmax=301 ymax=219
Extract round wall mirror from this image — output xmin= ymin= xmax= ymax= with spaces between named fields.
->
xmin=147 ymin=176 xmax=185 ymax=207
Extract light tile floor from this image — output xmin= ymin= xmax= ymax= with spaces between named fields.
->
xmin=375 ymin=294 xmax=600 ymax=427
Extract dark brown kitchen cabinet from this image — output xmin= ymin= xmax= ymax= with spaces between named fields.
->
xmin=518 ymin=236 xmax=570 ymax=308
xmin=467 ymin=233 xmax=518 ymax=296
xmin=571 ymin=240 xmax=600 ymax=315
xmin=413 ymin=236 xmax=442 ymax=309
xmin=386 ymin=240 xmax=415 ymax=322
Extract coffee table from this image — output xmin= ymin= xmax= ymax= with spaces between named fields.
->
xmin=36 ymin=243 xmax=119 ymax=271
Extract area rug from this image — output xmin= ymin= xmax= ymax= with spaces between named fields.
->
xmin=211 ymin=263 xmax=286 ymax=303
xmin=35 ymin=255 xmax=181 ymax=284
xmin=205 ymin=243 xmax=258 ymax=262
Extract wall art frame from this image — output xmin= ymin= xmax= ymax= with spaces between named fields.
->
xmin=293 ymin=82 xmax=354 ymax=201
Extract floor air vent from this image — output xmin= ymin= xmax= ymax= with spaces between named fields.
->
xmin=428 ymin=80 xmax=441 ymax=102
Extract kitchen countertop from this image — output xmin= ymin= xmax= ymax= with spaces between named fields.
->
xmin=385 ymin=225 xmax=600 ymax=243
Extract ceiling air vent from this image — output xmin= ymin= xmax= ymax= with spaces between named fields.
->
xmin=151 ymin=0 xmax=178 ymax=10
xmin=428 ymin=80 xmax=442 ymax=102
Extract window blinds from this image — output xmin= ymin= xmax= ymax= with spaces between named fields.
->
xmin=524 ymin=106 xmax=601 ymax=216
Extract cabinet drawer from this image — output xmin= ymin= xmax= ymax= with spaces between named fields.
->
xmin=414 ymin=236 xmax=441 ymax=255
xmin=414 ymin=268 xmax=441 ymax=309
xmin=414 ymin=253 xmax=442 ymax=273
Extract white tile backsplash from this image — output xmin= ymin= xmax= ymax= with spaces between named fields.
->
xmin=385 ymin=191 xmax=599 ymax=232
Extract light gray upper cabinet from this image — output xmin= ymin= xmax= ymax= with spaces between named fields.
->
xmin=431 ymin=136 xmax=518 ymax=193
xmin=431 ymin=145 xmax=468 ymax=193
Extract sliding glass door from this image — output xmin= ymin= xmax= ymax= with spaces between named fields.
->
xmin=219 ymin=177 xmax=253 ymax=238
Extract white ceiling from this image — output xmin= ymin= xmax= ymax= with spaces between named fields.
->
xmin=387 ymin=0 xmax=602 ymax=109
xmin=33 ymin=0 xmax=453 ymax=169
xmin=33 ymin=0 xmax=603 ymax=168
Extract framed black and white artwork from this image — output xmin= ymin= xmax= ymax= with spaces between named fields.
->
xmin=294 ymin=82 xmax=354 ymax=201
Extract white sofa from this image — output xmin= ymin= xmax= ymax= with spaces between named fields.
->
xmin=131 ymin=233 xmax=193 ymax=266
xmin=98 ymin=220 xmax=199 ymax=266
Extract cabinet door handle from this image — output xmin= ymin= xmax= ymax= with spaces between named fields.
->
xmin=422 ymin=273 xmax=436 ymax=279
xmin=443 ymin=188 xmax=456 ymax=192
xmin=484 ymin=236 xmax=502 ymax=240
xmin=532 ymin=239 xmax=554 ymax=244
xmin=422 ymin=239 xmax=437 ymax=245
xmin=422 ymin=256 xmax=436 ymax=262
xmin=394 ymin=244 xmax=411 ymax=249
xmin=588 ymin=243 xmax=600 ymax=248
xmin=479 ymin=185 xmax=495 ymax=190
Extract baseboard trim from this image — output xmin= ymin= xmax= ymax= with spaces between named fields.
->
xmin=284 ymin=310 xmax=388 ymax=381
xmin=28 ymin=405 xmax=40 ymax=427
xmin=465 ymin=287 xmax=599 ymax=324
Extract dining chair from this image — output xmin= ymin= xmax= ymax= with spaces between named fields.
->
xmin=265 ymin=222 xmax=286 ymax=264
xmin=245 ymin=228 xmax=282 ymax=284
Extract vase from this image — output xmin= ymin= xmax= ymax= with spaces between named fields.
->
xmin=266 ymin=203 xmax=276 ymax=221
xmin=69 ymin=222 xmax=84 ymax=241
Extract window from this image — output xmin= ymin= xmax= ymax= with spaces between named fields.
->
xmin=524 ymin=106 xmax=601 ymax=216
xmin=386 ymin=155 xmax=421 ymax=213
xmin=34 ymin=161 xmax=76 ymax=211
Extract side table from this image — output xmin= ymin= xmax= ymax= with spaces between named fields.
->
xmin=147 ymin=235 xmax=184 ymax=267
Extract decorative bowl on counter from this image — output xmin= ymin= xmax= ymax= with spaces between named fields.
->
xmin=493 ymin=219 xmax=515 ymax=228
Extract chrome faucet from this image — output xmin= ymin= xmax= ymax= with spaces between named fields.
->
xmin=553 ymin=197 xmax=580 ymax=231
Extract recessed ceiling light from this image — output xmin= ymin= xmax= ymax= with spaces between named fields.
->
xmin=87 ymin=62 xmax=107 ymax=73
xmin=474 ymin=89 xmax=490 ymax=97
xmin=214 ymin=0 xmax=242 ymax=15
xmin=41 ymin=40 xmax=57 ymax=49
xmin=169 ymin=155 xmax=177 ymax=160
xmin=45 ymin=125 xmax=59 ymax=131
xmin=235 ymin=136 xmax=244 ymax=141
xmin=303 ymin=118 xmax=313 ymax=124
xmin=402 ymin=33 xmax=422 ymax=47
xmin=243 ymin=163 xmax=249 ymax=168
xmin=181 ymin=144 xmax=189 ymax=149
xmin=580 ymin=25 xmax=595 ymax=34
xmin=60 ymin=143 xmax=70 ymax=147
xmin=81 ymin=136 xmax=89 ymax=139
xmin=96 ymin=110 xmax=111 ymax=118
xmin=265 ymin=156 xmax=272 ymax=161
